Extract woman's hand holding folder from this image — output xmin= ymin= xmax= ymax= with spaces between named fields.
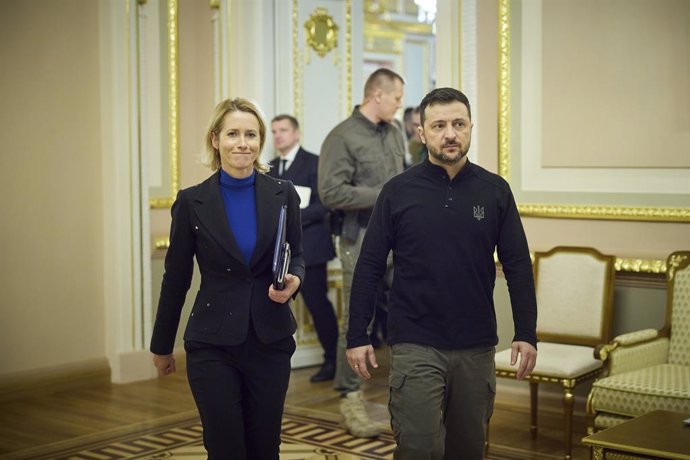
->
xmin=269 ymin=204 xmax=301 ymax=303
xmin=268 ymin=273 xmax=301 ymax=304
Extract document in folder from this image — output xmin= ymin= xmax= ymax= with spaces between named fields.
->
xmin=272 ymin=205 xmax=291 ymax=290
xmin=293 ymin=185 xmax=311 ymax=209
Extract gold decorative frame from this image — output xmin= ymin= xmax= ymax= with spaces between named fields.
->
xmin=497 ymin=0 xmax=690 ymax=223
xmin=149 ymin=0 xmax=180 ymax=208
xmin=304 ymin=8 xmax=339 ymax=58
xmin=667 ymin=252 xmax=689 ymax=281
xmin=292 ymin=0 xmax=301 ymax=121
xmin=293 ymin=0 xmax=352 ymax=123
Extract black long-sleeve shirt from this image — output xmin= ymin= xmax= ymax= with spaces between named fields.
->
xmin=347 ymin=159 xmax=537 ymax=350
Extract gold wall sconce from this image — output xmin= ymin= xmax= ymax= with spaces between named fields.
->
xmin=304 ymin=8 xmax=339 ymax=58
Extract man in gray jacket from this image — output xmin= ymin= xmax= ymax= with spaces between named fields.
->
xmin=318 ymin=68 xmax=405 ymax=437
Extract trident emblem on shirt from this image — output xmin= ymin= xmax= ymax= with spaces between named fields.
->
xmin=473 ymin=206 xmax=485 ymax=221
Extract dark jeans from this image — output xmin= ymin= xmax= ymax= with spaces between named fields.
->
xmin=185 ymin=329 xmax=295 ymax=460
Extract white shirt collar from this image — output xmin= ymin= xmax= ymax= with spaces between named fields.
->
xmin=278 ymin=144 xmax=300 ymax=172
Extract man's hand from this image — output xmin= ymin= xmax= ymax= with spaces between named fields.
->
xmin=268 ymin=274 xmax=301 ymax=304
xmin=510 ymin=341 xmax=537 ymax=380
xmin=153 ymin=353 xmax=176 ymax=376
xmin=346 ymin=345 xmax=378 ymax=380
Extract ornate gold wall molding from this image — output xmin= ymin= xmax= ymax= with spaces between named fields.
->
xmin=346 ymin=0 xmax=352 ymax=112
xmin=166 ymin=0 xmax=179 ymax=206
xmin=149 ymin=0 xmax=180 ymax=209
xmin=293 ymin=0 xmax=352 ymax=124
xmin=365 ymin=17 xmax=433 ymax=35
xmin=667 ymin=253 xmax=688 ymax=280
xmin=497 ymin=0 xmax=510 ymax=182
xmin=362 ymin=12 xmax=434 ymax=57
xmin=304 ymin=8 xmax=339 ymax=58
xmin=518 ymin=203 xmax=690 ymax=223
xmin=615 ymin=257 xmax=667 ymax=275
xmin=364 ymin=23 xmax=404 ymax=54
xmin=154 ymin=237 xmax=171 ymax=250
xmin=292 ymin=0 xmax=301 ymax=121
xmin=497 ymin=0 xmax=689 ymax=223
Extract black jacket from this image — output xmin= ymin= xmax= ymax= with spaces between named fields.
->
xmin=150 ymin=170 xmax=305 ymax=355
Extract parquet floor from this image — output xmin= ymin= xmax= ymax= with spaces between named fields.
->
xmin=0 ymin=350 xmax=590 ymax=459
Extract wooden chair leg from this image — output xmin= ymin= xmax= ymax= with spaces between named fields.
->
xmin=529 ymin=381 xmax=539 ymax=438
xmin=562 ymin=384 xmax=575 ymax=460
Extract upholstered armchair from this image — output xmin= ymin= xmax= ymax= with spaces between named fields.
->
xmin=587 ymin=250 xmax=690 ymax=432
xmin=494 ymin=246 xmax=616 ymax=460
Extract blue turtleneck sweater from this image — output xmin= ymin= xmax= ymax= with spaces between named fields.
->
xmin=219 ymin=169 xmax=257 ymax=265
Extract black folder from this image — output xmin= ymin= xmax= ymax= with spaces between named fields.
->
xmin=272 ymin=205 xmax=291 ymax=290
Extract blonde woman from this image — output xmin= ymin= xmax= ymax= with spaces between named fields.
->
xmin=151 ymin=98 xmax=304 ymax=459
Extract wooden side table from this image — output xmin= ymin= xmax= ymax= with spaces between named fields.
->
xmin=582 ymin=410 xmax=690 ymax=460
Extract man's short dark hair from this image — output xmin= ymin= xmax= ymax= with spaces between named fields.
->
xmin=403 ymin=106 xmax=414 ymax=122
xmin=419 ymin=88 xmax=471 ymax=125
xmin=271 ymin=114 xmax=299 ymax=130
xmin=364 ymin=68 xmax=405 ymax=98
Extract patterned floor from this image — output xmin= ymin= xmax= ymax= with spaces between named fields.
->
xmin=3 ymin=410 xmax=394 ymax=460
xmin=2 ymin=408 xmax=553 ymax=460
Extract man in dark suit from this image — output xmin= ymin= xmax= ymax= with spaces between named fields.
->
xmin=269 ymin=114 xmax=338 ymax=382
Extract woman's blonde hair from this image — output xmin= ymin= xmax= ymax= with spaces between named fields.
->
xmin=202 ymin=98 xmax=270 ymax=173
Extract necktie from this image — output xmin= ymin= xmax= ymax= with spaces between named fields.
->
xmin=280 ymin=159 xmax=287 ymax=176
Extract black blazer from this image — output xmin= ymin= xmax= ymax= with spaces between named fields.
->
xmin=268 ymin=147 xmax=335 ymax=267
xmin=150 ymin=171 xmax=305 ymax=355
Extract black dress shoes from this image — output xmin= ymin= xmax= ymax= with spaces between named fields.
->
xmin=310 ymin=362 xmax=335 ymax=383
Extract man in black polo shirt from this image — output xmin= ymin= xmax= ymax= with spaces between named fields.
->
xmin=346 ymin=87 xmax=538 ymax=459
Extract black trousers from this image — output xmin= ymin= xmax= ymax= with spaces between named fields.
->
xmin=185 ymin=329 xmax=295 ymax=460
xmin=301 ymin=264 xmax=338 ymax=364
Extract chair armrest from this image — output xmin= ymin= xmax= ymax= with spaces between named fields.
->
xmin=596 ymin=334 xmax=670 ymax=376
xmin=594 ymin=329 xmax=659 ymax=361
xmin=613 ymin=328 xmax=659 ymax=346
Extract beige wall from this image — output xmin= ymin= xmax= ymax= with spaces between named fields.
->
xmin=476 ymin=0 xmax=689 ymax=262
xmin=541 ymin=0 xmax=690 ymax=168
xmin=0 ymin=0 xmax=105 ymax=375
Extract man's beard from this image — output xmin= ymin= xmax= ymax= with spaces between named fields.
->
xmin=428 ymin=142 xmax=469 ymax=165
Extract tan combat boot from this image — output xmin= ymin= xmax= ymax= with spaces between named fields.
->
xmin=339 ymin=390 xmax=381 ymax=438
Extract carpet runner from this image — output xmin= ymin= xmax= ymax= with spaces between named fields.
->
xmin=2 ymin=407 xmax=557 ymax=459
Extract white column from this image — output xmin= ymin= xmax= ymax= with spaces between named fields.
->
xmin=435 ymin=0 xmax=460 ymax=88
xmin=99 ymin=0 xmax=156 ymax=383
